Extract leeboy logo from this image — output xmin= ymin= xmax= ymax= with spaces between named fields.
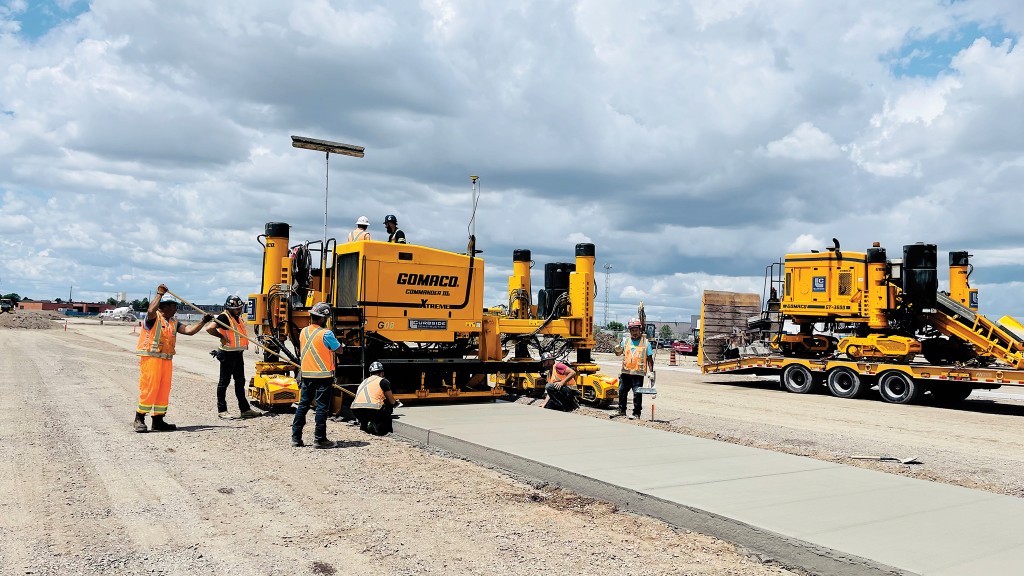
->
xmin=396 ymin=273 xmax=460 ymax=287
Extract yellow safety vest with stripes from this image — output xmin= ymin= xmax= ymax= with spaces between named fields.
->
xmin=300 ymin=326 xmax=335 ymax=378
xmin=621 ymin=336 xmax=649 ymax=376
xmin=218 ymin=312 xmax=249 ymax=351
xmin=136 ymin=316 xmax=178 ymax=360
xmin=347 ymin=228 xmax=370 ymax=242
xmin=352 ymin=375 xmax=385 ymax=410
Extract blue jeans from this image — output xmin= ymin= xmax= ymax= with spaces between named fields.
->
xmin=618 ymin=373 xmax=644 ymax=416
xmin=292 ymin=376 xmax=332 ymax=442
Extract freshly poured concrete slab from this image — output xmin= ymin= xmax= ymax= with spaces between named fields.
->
xmin=393 ymin=402 xmax=1024 ymax=576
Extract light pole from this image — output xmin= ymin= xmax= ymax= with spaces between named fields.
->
xmin=290 ymin=136 xmax=365 ymax=249
xmin=603 ymin=263 xmax=613 ymax=327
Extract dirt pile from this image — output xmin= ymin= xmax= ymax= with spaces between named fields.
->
xmin=593 ymin=331 xmax=619 ymax=353
xmin=0 ymin=310 xmax=63 ymax=330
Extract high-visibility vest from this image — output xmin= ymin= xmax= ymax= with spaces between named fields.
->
xmin=136 ymin=316 xmax=178 ymax=360
xmin=352 ymin=375 xmax=385 ymax=410
xmin=548 ymin=363 xmax=577 ymax=389
xmin=347 ymin=228 xmax=370 ymax=242
xmin=300 ymin=326 xmax=335 ymax=378
xmin=217 ymin=312 xmax=249 ymax=351
xmin=621 ymin=336 xmax=649 ymax=376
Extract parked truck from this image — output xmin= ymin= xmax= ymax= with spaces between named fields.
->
xmin=699 ymin=239 xmax=1024 ymax=404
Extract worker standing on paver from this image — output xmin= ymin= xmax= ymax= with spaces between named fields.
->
xmin=614 ymin=318 xmax=655 ymax=419
xmin=347 ymin=216 xmax=371 ymax=242
xmin=206 ymin=295 xmax=260 ymax=420
xmin=291 ymin=302 xmax=342 ymax=448
xmin=134 ymin=284 xmax=213 ymax=433
xmin=351 ymin=361 xmax=400 ymax=435
xmin=383 ymin=214 xmax=407 ymax=244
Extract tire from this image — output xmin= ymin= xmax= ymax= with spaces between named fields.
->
xmin=930 ymin=384 xmax=973 ymax=404
xmin=781 ymin=364 xmax=817 ymax=394
xmin=826 ymin=367 xmax=866 ymax=399
xmin=877 ymin=371 xmax=923 ymax=404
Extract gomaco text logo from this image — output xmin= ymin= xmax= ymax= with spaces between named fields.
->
xmin=396 ymin=273 xmax=460 ymax=287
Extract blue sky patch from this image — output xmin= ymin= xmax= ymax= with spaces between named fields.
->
xmin=9 ymin=0 xmax=89 ymax=41
xmin=888 ymin=22 xmax=1017 ymax=78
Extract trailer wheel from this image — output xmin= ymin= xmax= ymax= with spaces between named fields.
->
xmin=930 ymin=384 xmax=973 ymax=404
xmin=877 ymin=371 xmax=923 ymax=404
xmin=781 ymin=364 xmax=816 ymax=394
xmin=826 ymin=367 xmax=866 ymax=399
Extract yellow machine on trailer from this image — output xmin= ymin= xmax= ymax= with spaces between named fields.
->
xmin=699 ymin=239 xmax=1024 ymax=404
xmin=245 ymin=219 xmax=617 ymax=412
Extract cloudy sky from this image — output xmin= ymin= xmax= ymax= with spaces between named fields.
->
xmin=1 ymin=0 xmax=1022 ymax=325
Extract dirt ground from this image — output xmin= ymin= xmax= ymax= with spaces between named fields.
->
xmin=4 ymin=313 xmax=1024 ymax=576
xmin=0 ymin=313 xmax=798 ymax=576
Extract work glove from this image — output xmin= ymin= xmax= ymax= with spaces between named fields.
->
xmin=203 ymin=313 xmax=215 ymax=323
xmin=646 ymin=371 xmax=656 ymax=385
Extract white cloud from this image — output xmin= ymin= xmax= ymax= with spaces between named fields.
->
xmin=0 ymin=1 xmax=1022 ymax=320
xmin=761 ymin=122 xmax=841 ymax=160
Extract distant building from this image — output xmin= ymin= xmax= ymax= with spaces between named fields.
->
xmin=18 ymin=300 xmax=116 ymax=315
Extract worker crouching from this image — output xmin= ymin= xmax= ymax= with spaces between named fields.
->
xmin=540 ymin=352 xmax=579 ymax=411
xmin=351 ymin=362 xmax=400 ymax=435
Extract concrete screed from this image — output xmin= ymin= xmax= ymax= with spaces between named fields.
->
xmin=393 ymin=401 xmax=1024 ymax=576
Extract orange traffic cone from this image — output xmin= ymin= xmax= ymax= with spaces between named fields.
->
xmin=669 ymin=348 xmax=677 ymax=366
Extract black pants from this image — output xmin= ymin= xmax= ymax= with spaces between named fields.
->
xmin=618 ymin=373 xmax=644 ymax=416
xmin=353 ymin=404 xmax=394 ymax=436
xmin=292 ymin=377 xmax=332 ymax=442
xmin=216 ymin=350 xmax=250 ymax=413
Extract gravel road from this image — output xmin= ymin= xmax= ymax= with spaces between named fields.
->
xmin=0 ymin=316 xmax=798 ymax=576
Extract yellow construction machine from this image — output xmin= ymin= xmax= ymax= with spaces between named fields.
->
xmin=245 ymin=220 xmax=618 ymax=413
xmin=756 ymin=239 xmax=1023 ymax=368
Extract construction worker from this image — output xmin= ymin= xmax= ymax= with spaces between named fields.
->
xmin=291 ymin=302 xmax=342 ymax=448
xmin=347 ymin=216 xmax=371 ymax=242
xmin=351 ymin=361 xmax=399 ymax=435
xmin=614 ymin=318 xmax=655 ymax=419
xmin=206 ymin=295 xmax=260 ymax=419
xmin=133 ymin=284 xmax=213 ymax=433
xmin=383 ymin=214 xmax=406 ymax=244
xmin=540 ymin=352 xmax=578 ymax=411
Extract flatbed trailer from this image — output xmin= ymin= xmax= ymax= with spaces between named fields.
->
xmin=698 ymin=290 xmax=1024 ymax=404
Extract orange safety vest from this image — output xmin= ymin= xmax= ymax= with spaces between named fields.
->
xmin=217 ymin=312 xmax=249 ymax=351
xmin=351 ymin=374 xmax=386 ymax=410
xmin=300 ymin=325 xmax=335 ymax=378
xmin=621 ymin=336 xmax=649 ymax=376
xmin=136 ymin=316 xmax=179 ymax=360
xmin=547 ymin=363 xmax=577 ymax=389
xmin=347 ymin=228 xmax=370 ymax=242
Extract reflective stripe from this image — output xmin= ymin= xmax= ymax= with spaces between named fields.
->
xmin=351 ymin=375 xmax=385 ymax=410
xmin=300 ymin=326 xmax=335 ymax=378
xmin=136 ymin=317 xmax=177 ymax=358
xmin=218 ymin=313 xmax=249 ymax=351
xmin=621 ymin=336 xmax=648 ymax=376
xmin=347 ymin=229 xmax=370 ymax=242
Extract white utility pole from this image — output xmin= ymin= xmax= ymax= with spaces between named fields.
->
xmin=603 ymin=263 xmax=613 ymax=327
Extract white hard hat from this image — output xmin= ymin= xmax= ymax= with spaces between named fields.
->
xmin=356 ymin=216 xmax=370 ymax=226
xmin=627 ymin=318 xmax=642 ymax=328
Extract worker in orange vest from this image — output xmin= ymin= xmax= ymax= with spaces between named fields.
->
xmin=351 ymin=361 xmax=399 ymax=435
xmin=133 ymin=284 xmax=213 ymax=433
xmin=540 ymin=352 xmax=579 ymax=411
xmin=347 ymin=216 xmax=371 ymax=242
xmin=291 ymin=302 xmax=344 ymax=448
xmin=206 ymin=295 xmax=260 ymax=419
xmin=614 ymin=318 xmax=655 ymax=419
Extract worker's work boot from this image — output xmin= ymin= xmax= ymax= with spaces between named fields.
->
xmin=628 ymin=413 xmax=638 ymax=420
xmin=133 ymin=412 xmax=148 ymax=433
xmin=290 ymin=437 xmax=305 ymax=447
xmin=314 ymin=438 xmax=334 ymax=449
xmin=150 ymin=415 xmax=177 ymax=432
xmin=239 ymin=409 xmax=261 ymax=419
